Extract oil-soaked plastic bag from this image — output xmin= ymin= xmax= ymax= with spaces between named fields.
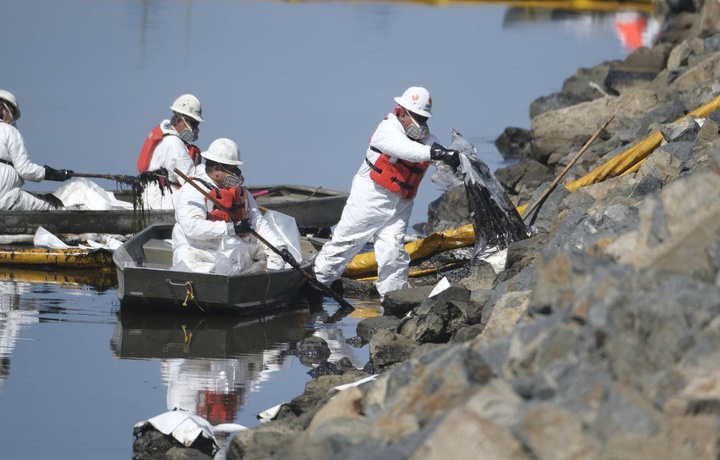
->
xmin=263 ymin=209 xmax=302 ymax=267
xmin=214 ymin=236 xmax=267 ymax=275
xmin=53 ymin=178 xmax=113 ymax=210
xmin=432 ymin=129 xmax=529 ymax=266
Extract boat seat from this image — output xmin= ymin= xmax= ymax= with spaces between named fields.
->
xmin=142 ymin=239 xmax=174 ymax=266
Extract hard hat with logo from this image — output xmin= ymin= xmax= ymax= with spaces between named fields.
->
xmin=394 ymin=86 xmax=432 ymax=118
xmin=202 ymin=138 xmax=243 ymax=166
xmin=170 ymin=94 xmax=204 ymax=123
xmin=0 ymin=90 xmax=21 ymax=120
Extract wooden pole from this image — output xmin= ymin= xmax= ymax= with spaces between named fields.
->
xmin=68 ymin=172 xmax=139 ymax=184
xmin=522 ymin=115 xmax=614 ymax=219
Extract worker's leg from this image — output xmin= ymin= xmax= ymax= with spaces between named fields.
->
xmin=373 ymin=199 xmax=413 ymax=299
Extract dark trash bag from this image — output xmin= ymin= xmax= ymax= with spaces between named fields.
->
xmin=436 ymin=129 xmax=530 ymax=265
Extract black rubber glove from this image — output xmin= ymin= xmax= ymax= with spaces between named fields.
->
xmin=430 ymin=142 xmax=460 ymax=168
xmin=233 ymin=218 xmax=253 ymax=235
xmin=278 ymin=246 xmax=299 ymax=268
xmin=44 ymin=165 xmax=73 ymax=182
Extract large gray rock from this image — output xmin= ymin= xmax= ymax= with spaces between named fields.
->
xmin=425 ymin=184 xmax=471 ymax=234
xmin=531 ymin=90 xmax=661 ymax=165
xmin=611 ymin=170 xmax=720 ymax=280
xmin=356 ymin=315 xmax=402 ymax=344
xmin=605 ymin=45 xmax=672 ymax=95
xmin=494 ymin=159 xmax=554 ymax=203
xmin=367 ymin=329 xmax=418 ymax=372
xmin=382 ymin=285 xmax=434 ymax=318
xmin=494 ymin=126 xmax=533 ymax=160
xmin=670 ymin=49 xmax=720 ymax=92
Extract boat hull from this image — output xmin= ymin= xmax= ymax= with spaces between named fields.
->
xmin=249 ymin=184 xmax=348 ymax=230
xmin=0 ymin=184 xmax=348 ymax=237
xmin=0 ymin=209 xmax=173 ymax=237
xmin=117 ymin=263 xmax=311 ymax=315
xmin=114 ymin=223 xmax=314 ymax=315
xmin=111 ymin=309 xmax=311 ymax=359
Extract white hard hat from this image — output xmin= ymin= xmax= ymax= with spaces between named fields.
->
xmin=0 ymin=90 xmax=21 ymax=120
xmin=394 ymin=86 xmax=432 ymax=118
xmin=170 ymin=94 xmax=204 ymax=123
xmin=202 ymin=138 xmax=243 ymax=166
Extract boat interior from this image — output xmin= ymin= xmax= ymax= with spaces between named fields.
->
xmin=137 ymin=237 xmax=323 ymax=270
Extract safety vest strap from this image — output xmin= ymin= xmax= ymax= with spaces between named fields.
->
xmin=193 ymin=177 xmax=218 ymax=194
xmin=0 ymin=158 xmax=14 ymax=167
xmin=365 ymin=156 xmax=381 ymax=174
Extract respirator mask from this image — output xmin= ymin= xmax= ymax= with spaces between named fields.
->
xmin=2 ymin=103 xmax=17 ymax=127
xmin=179 ymin=116 xmax=200 ymax=143
xmin=405 ymin=111 xmax=429 ymax=141
xmin=220 ymin=165 xmax=244 ymax=188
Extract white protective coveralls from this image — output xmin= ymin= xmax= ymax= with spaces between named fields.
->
xmin=171 ymin=167 xmax=287 ymax=273
xmin=143 ymin=119 xmax=198 ymax=210
xmin=0 ymin=121 xmax=55 ymax=210
xmin=313 ymin=113 xmax=438 ymax=298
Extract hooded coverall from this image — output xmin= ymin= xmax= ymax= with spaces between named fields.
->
xmin=142 ymin=119 xmax=198 ymax=210
xmin=313 ymin=112 xmax=438 ymax=298
xmin=0 ymin=121 xmax=55 ymax=210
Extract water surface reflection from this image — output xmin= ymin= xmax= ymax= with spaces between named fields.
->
xmin=0 ymin=268 xmax=117 ymax=390
xmin=111 ymin=310 xmax=312 ymax=424
xmin=110 ymin=301 xmax=372 ymax=425
xmin=0 ymin=279 xmax=38 ymax=392
xmin=0 ymin=267 xmax=371 ymax=458
xmin=502 ymin=8 xmax=660 ymax=52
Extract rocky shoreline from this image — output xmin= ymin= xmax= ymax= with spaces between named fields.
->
xmin=138 ymin=0 xmax=720 ymax=458
xmin=228 ymin=0 xmax=720 ymax=458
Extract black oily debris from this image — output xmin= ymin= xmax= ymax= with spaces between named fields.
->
xmin=114 ymin=169 xmax=173 ymax=231
xmin=448 ymin=130 xmax=530 ymax=264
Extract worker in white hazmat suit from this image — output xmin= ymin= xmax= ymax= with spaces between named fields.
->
xmin=0 ymin=89 xmax=74 ymax=210
xmin=136 ymin=94 xmax=204 ymax=210
xmin=313 ymin=87 xmax=460 ymax=299
xmin=171 ymin=138 xmax=298 ymax=273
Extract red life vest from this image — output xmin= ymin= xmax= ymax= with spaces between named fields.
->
xmin=186 ymin=144 xmax=201 ymax=166
xmin=366 ymin=146 xmax=429 ymax=199
xmin=207 ymin=186 xmax=249 ymax=223
xmin=197 ymin=391 xmax=241 ymax=425
xmin=137 ymin=124 xmax=202 ymax=173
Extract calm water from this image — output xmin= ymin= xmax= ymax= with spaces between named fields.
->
xmin=1 ymin=0 xmax=648 ymax=458
xmin=0 ymin=271 xmax=371 ymax=459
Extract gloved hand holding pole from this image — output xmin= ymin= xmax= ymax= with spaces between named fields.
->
xmin=44 ymin=165 xmax=74 ymax=181
xmin=233 ymin=218 xmax=253 ymax=235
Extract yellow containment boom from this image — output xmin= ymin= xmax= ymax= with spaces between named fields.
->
xmin=344 ymin=94 xmax=720 ymax=279
xmin=344 ymin=224 xmax=476 ymax=277
xmin=0 ymin=267 xmax=116 ymax=289
xmin=0 ymin=247 xmax=113 ymax=269
xmin=566 ymin=94 xmax=720 ymax=191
